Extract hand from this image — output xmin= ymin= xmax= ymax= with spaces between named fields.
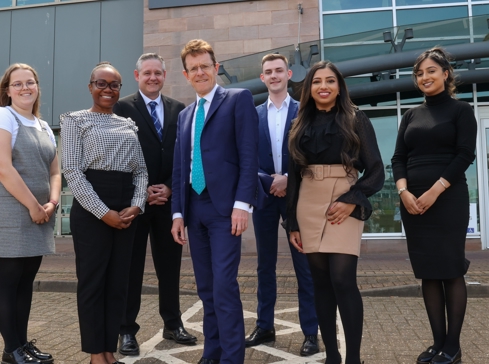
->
xmin=119 ymin=206 xmax=140 ymax=222
xmin=270 ymin=174 xmax=287 ymax=197
xmin=416 ymin=188 xmax=442 ymax=215
xmin=171 ymin=218 xmax=187 ymax=245
xmin=147 ymin=184 xmax=170 ymax=205
xmin=400 ymin=191 xmax=423 ymax=215
xmin=42 ymin=202 xmax=56 ymax=221
xmin=29 ymin=204 xmax=49 ymax=224
xmin=101 ymin=210 xmax=133 ymax=229
xmin=231 ymin=208 xmax=249 ymax=236
xmin=327 ymin=201 xmax=355 ymax=225
xmin=289 ymin=231 xmax=304 ymax=253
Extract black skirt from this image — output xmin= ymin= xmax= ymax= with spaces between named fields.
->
xmin=401 ymin=157 xmax=470 ymax=279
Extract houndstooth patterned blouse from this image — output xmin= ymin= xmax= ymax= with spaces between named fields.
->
xmin=60 ymin=110 xmax=148 ymax=219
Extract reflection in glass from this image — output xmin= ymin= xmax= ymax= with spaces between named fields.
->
xmin=323 ymin=11 xmax=392 ymax=39
xmin=16 ymin=0 xmax=54 ymax=4
xmin=466 ymin=154 xmax=479 ymax=233
xmin=61 ymin=195 xmax=74 ymax=215
xmin=322 ymin=0 xmax=391 ymax=11
xmin=397 ymin=8 xmax=469 ymax=36
xmin=0 ymin=0 xmax=12 ymax=7
xmin=61 ymin=217 xmax=71 ymax=235
xmin=362 ymin=110 xmax=400 ymax=233
xmin=397 ymin=0 xmax=463 ymax=5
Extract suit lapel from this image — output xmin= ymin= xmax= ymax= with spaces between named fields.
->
xmin=161 ymin=95 xmax=175 ymax=144
xmin=257 ymin=103 xmax=272 ymax=150
xmin=204 ymin=85 xmax=226 ymax=125
xmin=135 ymin=92 xmax=161 ymax=142
xmin=282 ymin=99 xmax=298 ymax=172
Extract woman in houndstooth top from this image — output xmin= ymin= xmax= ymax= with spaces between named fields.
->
xmin=60 ymin=62 xmax=147 ymax=364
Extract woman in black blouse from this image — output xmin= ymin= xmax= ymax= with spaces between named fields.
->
xmin=287 ymin=61 xmax=384 ymax=364
xmin=392 ymin=47 xmax=476 ymax=364
xmin=60 ymin=62 xmax=147 ymax=364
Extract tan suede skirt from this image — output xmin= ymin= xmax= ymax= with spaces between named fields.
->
xmin=297 ymin=164 xmax=364 ymax=256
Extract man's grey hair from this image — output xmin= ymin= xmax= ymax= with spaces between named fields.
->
xmin=136 ymin=53 xmax=165 ymax=72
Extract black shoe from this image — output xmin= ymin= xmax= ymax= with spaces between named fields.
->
xmin=163 ymin=326 xmax=197 ymax=345
xmin=2 ymin=348 xmax=41 ymax=364
xmin=118 ymin=334 xmax=140 ymax=356
xmin=197 ymin=358 xmax=219 ymax=364
xmin=22 ymin=341 xmax=53 ymax=364
xmin=416 ymin=346 xmax=438 ymax=363
xmin=245 ymin=326 xmax=275 ymax=347
xmin=300 ymin=335 xmax=319 ymax=356
xmin=431 ymin=348 xmax=462 ymax=364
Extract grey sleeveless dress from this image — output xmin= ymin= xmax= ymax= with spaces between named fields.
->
xmin=0 ymin=111 xmax=56 ymax=257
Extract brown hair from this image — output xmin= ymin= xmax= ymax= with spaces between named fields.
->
xmin=289 ymin=60 xmax=360 ymax=173
xmin=180 ymin=39 xmax=216 ymax=71
xmin=261 ymin=54 xmax=289 ymax=69
xmin=412 ymin=46 xmax=457 ymax=97
xmin=0 ymin=63 xmax=41 ymax=118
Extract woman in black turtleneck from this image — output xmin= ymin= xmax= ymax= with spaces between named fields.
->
xmin=287 ymin=61 xmax=384 ymax=364
xmin=392 ymin=47 xmax=477 ymax=364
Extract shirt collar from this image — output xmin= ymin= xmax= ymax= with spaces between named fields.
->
xmin=266 ymin=93 xmax=290 ymax=111
xmin=139 ymin=90 xmax=161 ymax=106
xmin=196 ymin=84 xmax=219 ymax=105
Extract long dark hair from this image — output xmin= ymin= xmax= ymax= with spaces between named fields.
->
xmin=289 ymin=60 xmax=360 ymax=173
xmin=412 ymin=46 xmax=457 ymax=97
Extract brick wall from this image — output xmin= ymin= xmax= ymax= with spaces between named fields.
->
xmin=143 ymin=0 xmax=320 ymax=106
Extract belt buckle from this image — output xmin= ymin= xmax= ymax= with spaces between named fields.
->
xmin=314 ymin=165 xmax=323 ymax=180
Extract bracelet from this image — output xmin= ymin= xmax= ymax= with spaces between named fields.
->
xmin=49 ymin=199 xmax=58 ymax=206
xmin=438 ymin=179 xmax=447 ymax=189
xmin=398 ymin=187 xmax=407 ymax=195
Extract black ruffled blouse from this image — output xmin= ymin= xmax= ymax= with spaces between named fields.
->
xmin=286 ymin=108 xmax=385 ymax=232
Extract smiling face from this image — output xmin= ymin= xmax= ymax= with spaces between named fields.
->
xmin=260 ymin=58 xmax=292 ymax=95
xmin=183 ymin=52 xmax=219 ymax=98
xmin=7 ymin=69 xmax=39 ymax=114
xmin=310 ymin=67 xmax=339 ymax=111
xmin=415 ymin=58 xmax=448 ymax=96
xmin=135 ymin=58 xmax=166 ymax=99
xmin=89 ymin=67 xmax=121 ymax=114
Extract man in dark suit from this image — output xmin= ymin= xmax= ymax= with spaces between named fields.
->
xmin=171 ymin=39 xmax=258 ymax=364
xmin=113 ymin=53 xmax=197 ymax=356
xmin=245 ymin=54 xmax=319 ymax=356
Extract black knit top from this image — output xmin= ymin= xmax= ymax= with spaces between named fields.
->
xmin=287 ymin=108 xmax=385 ymax=232
xmin=391 ymin=90 xmax=477 ymax=184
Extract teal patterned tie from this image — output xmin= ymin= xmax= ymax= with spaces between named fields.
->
xmin=192 ymin=98 xmax=206 ymax=194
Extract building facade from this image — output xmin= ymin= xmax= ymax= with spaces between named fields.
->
xmin=2 ymin=0 xmax=488 ymax=252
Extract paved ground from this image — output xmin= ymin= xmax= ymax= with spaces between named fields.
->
xmin=1 ymin=239 xmax=488 ymax=364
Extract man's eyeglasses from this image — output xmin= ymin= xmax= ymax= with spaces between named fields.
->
xmin=90 ymin=79 xmax=122 ymax=91
xmin=187 ymin=63 xmax=215 ymax=75
xmin=9 ymin=80 xmax=38 ymax=91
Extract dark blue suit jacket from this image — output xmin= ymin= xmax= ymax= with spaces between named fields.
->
xmin=255 ymin=97 xmax=299 ymax=189
xmin=172 ymin=85 xmax=259 ymax=223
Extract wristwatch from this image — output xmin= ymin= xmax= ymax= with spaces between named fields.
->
xmin=398 ymin=187 xmax=407 ymax=195
xmin=49 ymin=199 xmax=60 ymax=213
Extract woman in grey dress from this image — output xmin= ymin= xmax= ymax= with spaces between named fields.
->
xmin=0 ymin=64 xmax=61 ymax=364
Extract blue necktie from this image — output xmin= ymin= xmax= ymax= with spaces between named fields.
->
xmin=192 ymin=98 xmax=206 ymax=194
xmin=149 ymin=101 xmax=162 ymax=141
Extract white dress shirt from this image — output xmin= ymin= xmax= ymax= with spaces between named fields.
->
xmin=139 ymin=90 xmax=164 ymax=129
xmin=267 ymin=94 xmax=290 ymax=175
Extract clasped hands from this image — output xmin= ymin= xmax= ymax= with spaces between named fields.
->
xmin=401 ymin=189 xmax=440 ymax=215
xmin=30 ymin=202 xmax=57 ymax=224
xmin=101 ymin=206 xmax=140 ymax=229
xmin=147 ymin=184 xmax=171 ymax=205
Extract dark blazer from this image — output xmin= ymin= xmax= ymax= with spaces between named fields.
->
xmin=172 ymin=85 xmax=259 ymax=222
xmin=255 ymin=97 xmax=299 ymax=177
xmin=113 ymin=91 xmax=185 ymax=208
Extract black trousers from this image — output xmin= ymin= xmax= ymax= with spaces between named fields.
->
xmin=70 ymin=170 xmax=138 ymax=353
xmin=120 ymin=202 xmax=183 ymax=335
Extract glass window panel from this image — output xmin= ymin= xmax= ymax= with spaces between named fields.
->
xmin=61 ymin=217 xmax=71 ymax=235
xmin=62 ymin=174 xmax=71 ymax=192
xmin=0 ymin=0 xmax=12 ymax=7
xmin=16 ymin=0 xmax=54 ymax=4
xmin=323 ymin=11 xmax=393 ymax=39
xmin=397 ymin=7 xmax=469 ymax=37
xmin=472 ymin=13 xmax=489 ymax=41
xmin=322 ymin=0 xmax=391 ymax=11
xmin=362 ymin=109 xmax=401 ymax=233
xmin=397 ymin=0 xmax=464 ymax=5
xmin=466 ymin=155 xmax=479 ymax=233
xmin=61 ymin=195 xmax=73 ymax=215
xmin=324 ymin=43 xmax=393 ymax=63
xmin=472 ymin=5 xmax=489 ymax=15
